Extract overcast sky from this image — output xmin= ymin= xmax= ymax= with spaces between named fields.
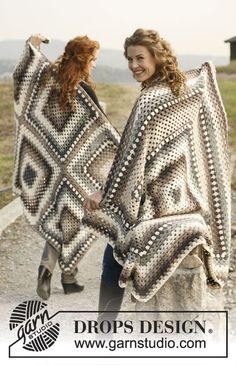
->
xmin=1 ymin=0 xmax=235 ymax=56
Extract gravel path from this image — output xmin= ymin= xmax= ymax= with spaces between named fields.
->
xmin=0 ymin=193 xmax=235 ymax=359
xmin=0 ymin=214 xmax=135 ymax=311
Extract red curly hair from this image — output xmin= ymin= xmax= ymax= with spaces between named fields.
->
xmin=47 ymin=35 xmax=99 ymax=110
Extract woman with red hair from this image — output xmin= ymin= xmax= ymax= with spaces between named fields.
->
xmin=34 ymin=34 xmax=100 ymax=111
xmin=13 ymin=34 xmax=120 ymax=300
xmin=31 ymin=34 xmax=100 ymax=299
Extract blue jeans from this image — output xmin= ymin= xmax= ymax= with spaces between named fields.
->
xmin=101 ymin=244 xmax=123 ymax=288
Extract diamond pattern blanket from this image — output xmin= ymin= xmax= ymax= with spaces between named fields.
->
xmin=83 ymin=62 xmax=231 ymax=301
xmin=13 ymin=41 xmax=120 ymax=273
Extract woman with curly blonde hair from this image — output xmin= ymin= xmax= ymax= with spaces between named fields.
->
xmin=84 ymin=28 xmax=229 ymax=320
xmin=85 ymin=28 xmax=187 ymax=319
xmin=123 ymin=28 xmax=186 ymax=94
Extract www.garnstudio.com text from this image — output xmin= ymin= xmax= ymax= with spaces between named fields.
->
xmin=74 ymin=337 xmax=206 ymax=351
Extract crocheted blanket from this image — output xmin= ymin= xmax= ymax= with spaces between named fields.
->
xmin=13 ymin=41 xmax=120 ymax=273
xmin=83 ymin=62 xmax=231 ymax=302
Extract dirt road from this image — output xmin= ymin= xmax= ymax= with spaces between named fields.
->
xmin=0 ymin=194 xmax=235 ymax=363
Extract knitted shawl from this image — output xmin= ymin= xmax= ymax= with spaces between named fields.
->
xmin=83 ymin=62 xmax=231 ymax=302
xmin=12 ymin=41 xmax=120 ymax=273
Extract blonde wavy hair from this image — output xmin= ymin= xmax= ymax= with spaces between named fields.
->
xmin=124 ymin=28 xmax=186 ymax=95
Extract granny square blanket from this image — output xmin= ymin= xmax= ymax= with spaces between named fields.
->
xmin=83 ymin=62 xmax=231 ymax=301
xmin=13 ymin=41 xmax=120 ymax=273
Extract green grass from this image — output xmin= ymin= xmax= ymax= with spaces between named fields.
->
xmin=0 ymin=190 xmax=14 ymax=209
xmin=0 ymin=79 xmax=235 ymax=208
xmin=216 ymin=61 xmax=236 ymax=74
xmin=217 ymin=78 xmax=236 ymax=189
xmin=217 ymin=79 xmax=236 ymax=147
xmin=0 ymin=155 xmax=14 ymax=187
xmin=96 ymin=84 xmax=139 ymax=132
xmin=0 ymin=82 xmax=14 ymax=208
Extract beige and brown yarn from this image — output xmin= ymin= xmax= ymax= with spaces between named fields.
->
xmin=13 ymin=41 xmax=120 ymax=274
xmin=83 ymin=62 xmax=231 ymax=302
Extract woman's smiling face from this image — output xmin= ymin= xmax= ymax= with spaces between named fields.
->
xmin=127 ymin=45 xmax=157 ymax=83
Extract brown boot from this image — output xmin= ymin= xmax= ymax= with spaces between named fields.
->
xmin=61 ymin=267 xmax=84 ymax=295
xmin=61 ymin=282 xmax=84 ymax=294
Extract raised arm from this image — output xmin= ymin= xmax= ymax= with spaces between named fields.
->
xmin=28 ymin=33 xmax=50 ymax=49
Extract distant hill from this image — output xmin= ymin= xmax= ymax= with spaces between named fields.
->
xmin=0 ymin=39 xmax=128 ymax=68
xmin=0 ymin=39 xmax=229 ymax=84
xmin=0 ymin=39 xmax=65 ymax=61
